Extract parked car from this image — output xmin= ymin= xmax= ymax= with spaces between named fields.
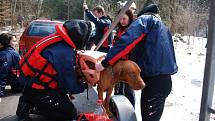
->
xmin=19 ymin=19 xmax=63 ymax=55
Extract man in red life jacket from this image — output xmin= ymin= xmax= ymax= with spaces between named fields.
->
xmin=16 ymin=20 xmax=96 ymax=121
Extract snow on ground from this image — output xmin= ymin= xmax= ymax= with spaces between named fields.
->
xmin=162 ymin=37 xmax=206 ymax=121
xmin=135 ymin=36 xmax=209 ymax=121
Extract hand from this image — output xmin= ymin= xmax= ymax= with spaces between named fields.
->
xmin=95 ymin=62 xmax=105 ymax=72
xmin=83 ymin=4 xmax=88 ymax=10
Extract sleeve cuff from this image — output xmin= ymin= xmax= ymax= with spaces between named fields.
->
xmin=101 ymin=59 xmax=110 ymax=68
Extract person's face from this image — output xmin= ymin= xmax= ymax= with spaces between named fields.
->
xmin=119 ymin=14 xmax=129 ymax=27
xmin=10 ymin=36 xmax=18 ymax=48
xmin=93 ymin=10 xmax=103 ymax=18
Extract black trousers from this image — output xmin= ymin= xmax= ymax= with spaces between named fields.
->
xmin=114 ymin=82 xmax=135 ymax=107
xmin=18 ymin=87 xmax=77 ymax=121
xmin=141 ymin=75 xmax=172 ymax=121
xmin=0 ymin=71 xmax=21 ymax=96
xmin=7 ymin=71 xmax=22 ymax=92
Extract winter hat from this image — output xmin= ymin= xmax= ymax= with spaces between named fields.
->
xmin=137 ymin=4 xmax=159 ymax=17
xmin=63 ymin=20 xmax=95 ymax=49
xmin=0 ymin=33 xmax=13 ymax=48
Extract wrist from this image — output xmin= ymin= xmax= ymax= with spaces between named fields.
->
xmin=101 ymin=60 xmax=110 ymax=68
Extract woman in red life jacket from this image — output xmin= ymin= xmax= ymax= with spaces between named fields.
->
xmin=113 ymin=9 xmax=136 ymax=107
xmin=112 ymin=9 xmax=134 ymax=45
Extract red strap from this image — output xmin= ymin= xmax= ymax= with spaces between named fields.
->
xmin=112 ymin=28 xmax=126 ymax=46
xmin=55 ymin=24 xmax=76 ymax=49
xmin=109 ymin=33 xmax=146 ymax=65
xmin=49 ymin=81 xmax=58 ymax=89
xmin=32 ymin=83 xmax=45 ymax=90
xmin=117 ymin=28 xmax=126 ymax=38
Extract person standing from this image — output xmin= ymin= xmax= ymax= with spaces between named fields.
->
xmin=113 ymin=9 xmax=136 ymax=107
xmin=95 ymin=4 xmax=178 ymax=121
xmin=83 ymin=4 xmax=112 ymax=52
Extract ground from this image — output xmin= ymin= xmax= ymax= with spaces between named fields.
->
xmin=161 ymin=36 xmax=209 ymax=121
xmin=0 ymin=88 xmax=99 ymax=121
xmin=0 ymin=33 xmax=212 ymax=121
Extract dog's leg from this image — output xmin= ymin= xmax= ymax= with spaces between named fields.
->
xmin=104 ymin=86 xmax=114 ymax=117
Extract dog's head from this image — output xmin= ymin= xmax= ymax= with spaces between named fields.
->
xmin=118 ymin=60 xmax=145 ymax=90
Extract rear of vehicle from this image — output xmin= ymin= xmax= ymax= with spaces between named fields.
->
xmin=19 ymin=20 xmax=63 ymax=56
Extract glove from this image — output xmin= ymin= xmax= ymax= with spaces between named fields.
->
xmin=95 ymin=62 xmax=105 ymax=72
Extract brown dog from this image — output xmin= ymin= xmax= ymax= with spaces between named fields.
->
xmin=77 ymin=51 xmax=145 ymax=117
xmin=97 ymin=60 xmax=145 ymax=117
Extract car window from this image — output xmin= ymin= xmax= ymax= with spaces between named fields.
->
xmin=27 ymin=22 xmax=56 ymax=37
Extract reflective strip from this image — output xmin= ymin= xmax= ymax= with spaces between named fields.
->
xmin=36 ymin=35 xmax=61 ymax=48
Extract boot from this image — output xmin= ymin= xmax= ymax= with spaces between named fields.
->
xmin=29 ymin=106 xmax=40 ymax=115
xmin=16 ymin=96 xmax=32 ymax=121
xmin=0 ymin=81 xmax=6 ymax=97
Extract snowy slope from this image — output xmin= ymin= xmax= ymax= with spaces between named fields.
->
xmin=161 ymin=37 xmax=207 ymax=121
xmin=135 ymin=36 xmax=210 ymax=121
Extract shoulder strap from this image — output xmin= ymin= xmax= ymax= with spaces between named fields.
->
xmin=55 ymin=24 xmax=76 ymax=49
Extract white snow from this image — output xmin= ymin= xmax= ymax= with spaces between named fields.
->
xmin=135 ymin=36 xmax=211 ymax=121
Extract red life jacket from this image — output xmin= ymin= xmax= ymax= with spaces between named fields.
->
xmin=112 ymin=28 xmax=126 ymax=45
xmin=19 ymin=24 xmax=76 ymax=90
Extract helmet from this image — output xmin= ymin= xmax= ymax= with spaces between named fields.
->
xmin=63 ymin=20 xmax=96 ymax=49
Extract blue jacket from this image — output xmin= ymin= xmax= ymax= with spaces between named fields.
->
xmin=102 ymin=14 xmax=178 ymax=77
xmin=85 ymin=9 xmax=112 ymax=48
xmin=0 ymin=47 xmax=20 ymax=82
xmin=42 ymin=42 xmax=87 ymax=94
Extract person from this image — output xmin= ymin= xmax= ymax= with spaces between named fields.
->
xmin=83 ymin=4 xmax=112 ymax=52
xmin=113 ymin=9 xmax=136 ymax=107
xmin=130 ymin=2 xmax=137 ymax=13
xmin=9 ymin=34 xmax=19 ymax=49
xmin=95 ymin=4 xmax=178 ymax=121
xmin=0 ymin=33 xmax=21 ymax=97
xmin=16 ymin=20 xmax=96 ymax=121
